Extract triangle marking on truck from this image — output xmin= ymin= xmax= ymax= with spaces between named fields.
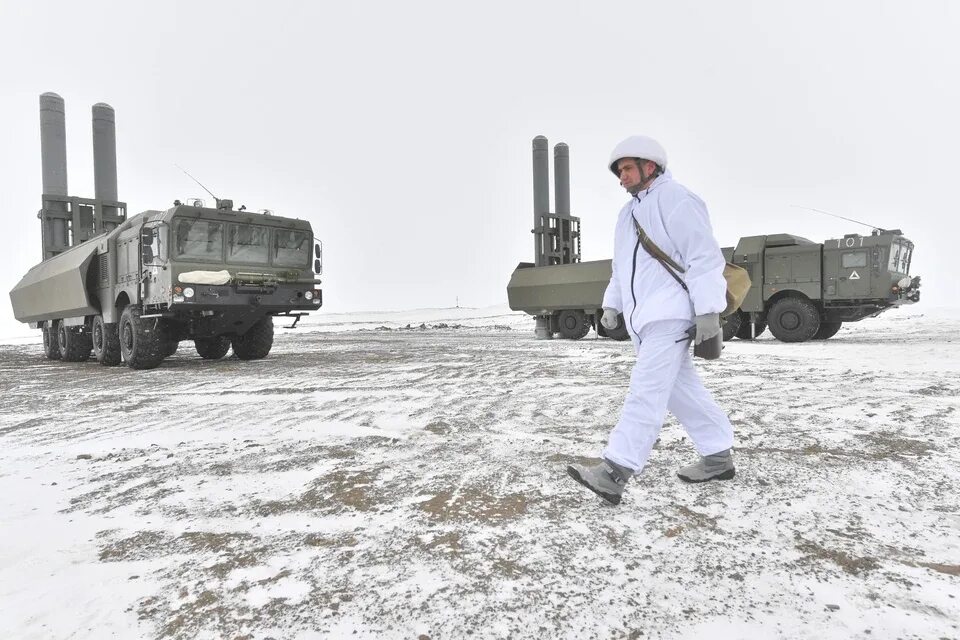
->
xmin=849 ymin=270 xmax=861 ymax=280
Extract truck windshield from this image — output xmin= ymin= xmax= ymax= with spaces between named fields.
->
xmin=174 ymin=219 xmax=224 ymax=261
xmin=273 ymin=229 xmax=310 ymax=267
xmin=887 ymin=239 xmax=912 ymax=275
xmin=228 ymin=223 xmax=270 ymax=264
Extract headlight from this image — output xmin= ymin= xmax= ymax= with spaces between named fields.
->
xmin=304 ymin=290 xmax=314 ymax=301
xmin=183 ymin=287 xmax=195 ymax=298
xmin=898 ymin=276 xmax=912 ymax=288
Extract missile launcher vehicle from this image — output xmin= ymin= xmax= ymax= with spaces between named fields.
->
xmin=506 ymin=136 xmax=629 ymax=341
xmin=507 ymin=136 xmax=920 ymax=343
xmin=9 ymin=93 xmax=323 ymax=369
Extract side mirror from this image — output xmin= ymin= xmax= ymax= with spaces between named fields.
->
xmin=314 ymin=241 xmax=323 ymax=274
xmin=314 ymin=259 xmax=322 ymax=275
xmin=140 ymin=227 xmax=156 ymax=264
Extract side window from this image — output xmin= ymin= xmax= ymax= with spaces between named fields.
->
xmin=842 ymin=251 xmax=867 ymax=269
xmin=887 ymin=243 xmax=901 ymax=272
xmin=142 ymin=223 xmax=168 ymax=265
xmin=273 ymin=229 xmax=310 ymax=267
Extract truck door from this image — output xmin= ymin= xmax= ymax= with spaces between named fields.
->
xmin=823 ymin=238 xmax=872 ymax=300
xmin=140 ymin=221 xmax=169 ymax=304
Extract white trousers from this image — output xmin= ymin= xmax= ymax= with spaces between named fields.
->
xmin=602 ymin=319 xmax=734 ymax=472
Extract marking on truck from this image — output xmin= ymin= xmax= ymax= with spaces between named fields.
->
xmin=837 ymin=236 xmax=864 ymax=248
xmin=849 ymin=270 xmax=861 ymax=280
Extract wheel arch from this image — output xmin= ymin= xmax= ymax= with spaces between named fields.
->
xmin=105 ymin=291 xmax=132 ymax=324
xmin=766 ymin=289 xmax=818 ymax=309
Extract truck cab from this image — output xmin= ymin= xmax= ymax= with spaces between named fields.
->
xmin=136 ymin=202 xmax=320 ymax=319
xmin=104 ymin=200 xmax=322 ymax=368
xmin=821 ymin=230 xmax=918 ymax=308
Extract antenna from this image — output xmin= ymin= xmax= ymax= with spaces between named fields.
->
xmin=176 ymin=164 xmax=220 ymax=206
xmin=790 ymin=205 xmax=886 ymax=233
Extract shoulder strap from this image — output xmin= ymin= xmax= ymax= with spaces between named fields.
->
xmin=632 ymin=215 xmax=689 ymax=293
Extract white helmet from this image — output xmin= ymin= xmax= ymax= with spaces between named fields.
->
xmin=608 ymin=135 xmax=668 ymax=176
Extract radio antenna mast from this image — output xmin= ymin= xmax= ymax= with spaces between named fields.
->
xmin=176 ymin=164 xmax=220 ymax=207
xmin=790 ymin=205 xmax=886 ymax=233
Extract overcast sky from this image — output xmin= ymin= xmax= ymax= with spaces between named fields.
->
xmin=1 ymin=0 xmax=957 ymax=336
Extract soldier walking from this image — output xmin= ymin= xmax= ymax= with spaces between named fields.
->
xmin=567 ymin=136 xmax=735 ymax=505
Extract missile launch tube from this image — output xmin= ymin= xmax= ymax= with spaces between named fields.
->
xmin=92 ymin=102 xmax=119 ymax=231
xmin=92 ymin=103 xmax=118 ymax=202
xmin=40 ymin=92 xmax=68 ymax=251
xmin=554 ymin=142 xmax=570 ymax=216
xmin=532 ymin=136 xmax=550 ymax=267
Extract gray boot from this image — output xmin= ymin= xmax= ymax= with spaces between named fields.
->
xmin=566 ymin=458 xmax=633 ymax=505
xmin=677 ymin=448 xmax=735 ymax=483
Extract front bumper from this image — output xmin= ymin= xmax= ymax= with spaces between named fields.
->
xmin=170 ymin=282 xmax=322 ymax=312
xmin=891 ymin=275 xmax=921 ymax=305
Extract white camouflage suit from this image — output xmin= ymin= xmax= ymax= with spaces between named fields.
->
xmin=601 ymin=170 xmax=734 ymax=472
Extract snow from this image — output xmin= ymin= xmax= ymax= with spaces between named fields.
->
xmin=0 ymin=305 xmax=958 ymax=639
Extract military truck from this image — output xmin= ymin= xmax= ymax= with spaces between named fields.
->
xmin=720 ymin=231 xmax=919 ymax=342
xmin=507 ymin=136 xmax=920 ymax=343
xmin=9 ymin=93 xmax=322 ymax=370
xmin=506 ymin=136 xmax=630 ymax=341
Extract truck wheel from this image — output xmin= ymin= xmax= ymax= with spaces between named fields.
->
xmin=119 ymin=305 xmax=165 ymax=370
xmin=92 ymin=315 xmax=122 ymax=366
xmin=232 ymin=317 xmax=274 ymax=360
xmin=43 ymin=322 xmax=62 ymax=360
xmin=736 ymin=320 xmax=766 ymax=340
xmin=813 ymin=321 xmax=843 ymax=340
xmin=195 ymin=336 xmax=231 ymax=359
xmin=768 ymin=297 xmax=821 ymax=343
xmin=557 ymin=310 xmax=590 ymax=340
xmin=722 ymin=312 xmax=743 ymax=342
xmin=606 ymin=313 xmax=630 ymax=341
xmin=58 ymin=323 xmax=92 ymax=362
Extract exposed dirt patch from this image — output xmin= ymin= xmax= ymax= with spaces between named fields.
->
xmin=918 ymin=562 xmax=960 ymax=576
xmin=99 ymin=530 xmax=174 ymax=561
xmin=862 ymin=432 xmax=937 ymax=460
xmin=253 ymin=469 xmax=380 ymax=515
xmin=420 ymin=489 xmax=529 ymax=522
xmin=794 ymin=536 xmax=881 ymax=575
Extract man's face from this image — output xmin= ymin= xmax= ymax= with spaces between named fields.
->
xmin=616 ymin=158 xmax=657 ymax=192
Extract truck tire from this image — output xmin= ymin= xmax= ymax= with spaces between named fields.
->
xmin=195 ymin=336 xmax=231 ymax=360
xmin=119 ymin=305 xmax=165 ymax=370
xmin=736 ymin=319 xmax=766 ymax=340
xmin=232 ymin=317 xmax=274 ymax=360
xmin=92 ymin=315 xmax=122 ymax=366
xmin=722 ymin=312 xmax=743 ymax=342
xmin=43 ymin=322 xmax=62 ymax=360
xmin=768 ymin=297 xmax=821 ymax=343
xmin=557 ymin=310 xmax=590 ymax=340
xmin=813 ymin=321 xmax=842 ymax=340
xmin=58 ymin=323 xmax=92 ymax=362
xmin=606 ymin=313 xmax=630 ymax=341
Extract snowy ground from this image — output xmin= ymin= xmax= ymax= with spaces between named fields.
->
xmin=0 ymin=305 xmax=958 ymax=640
